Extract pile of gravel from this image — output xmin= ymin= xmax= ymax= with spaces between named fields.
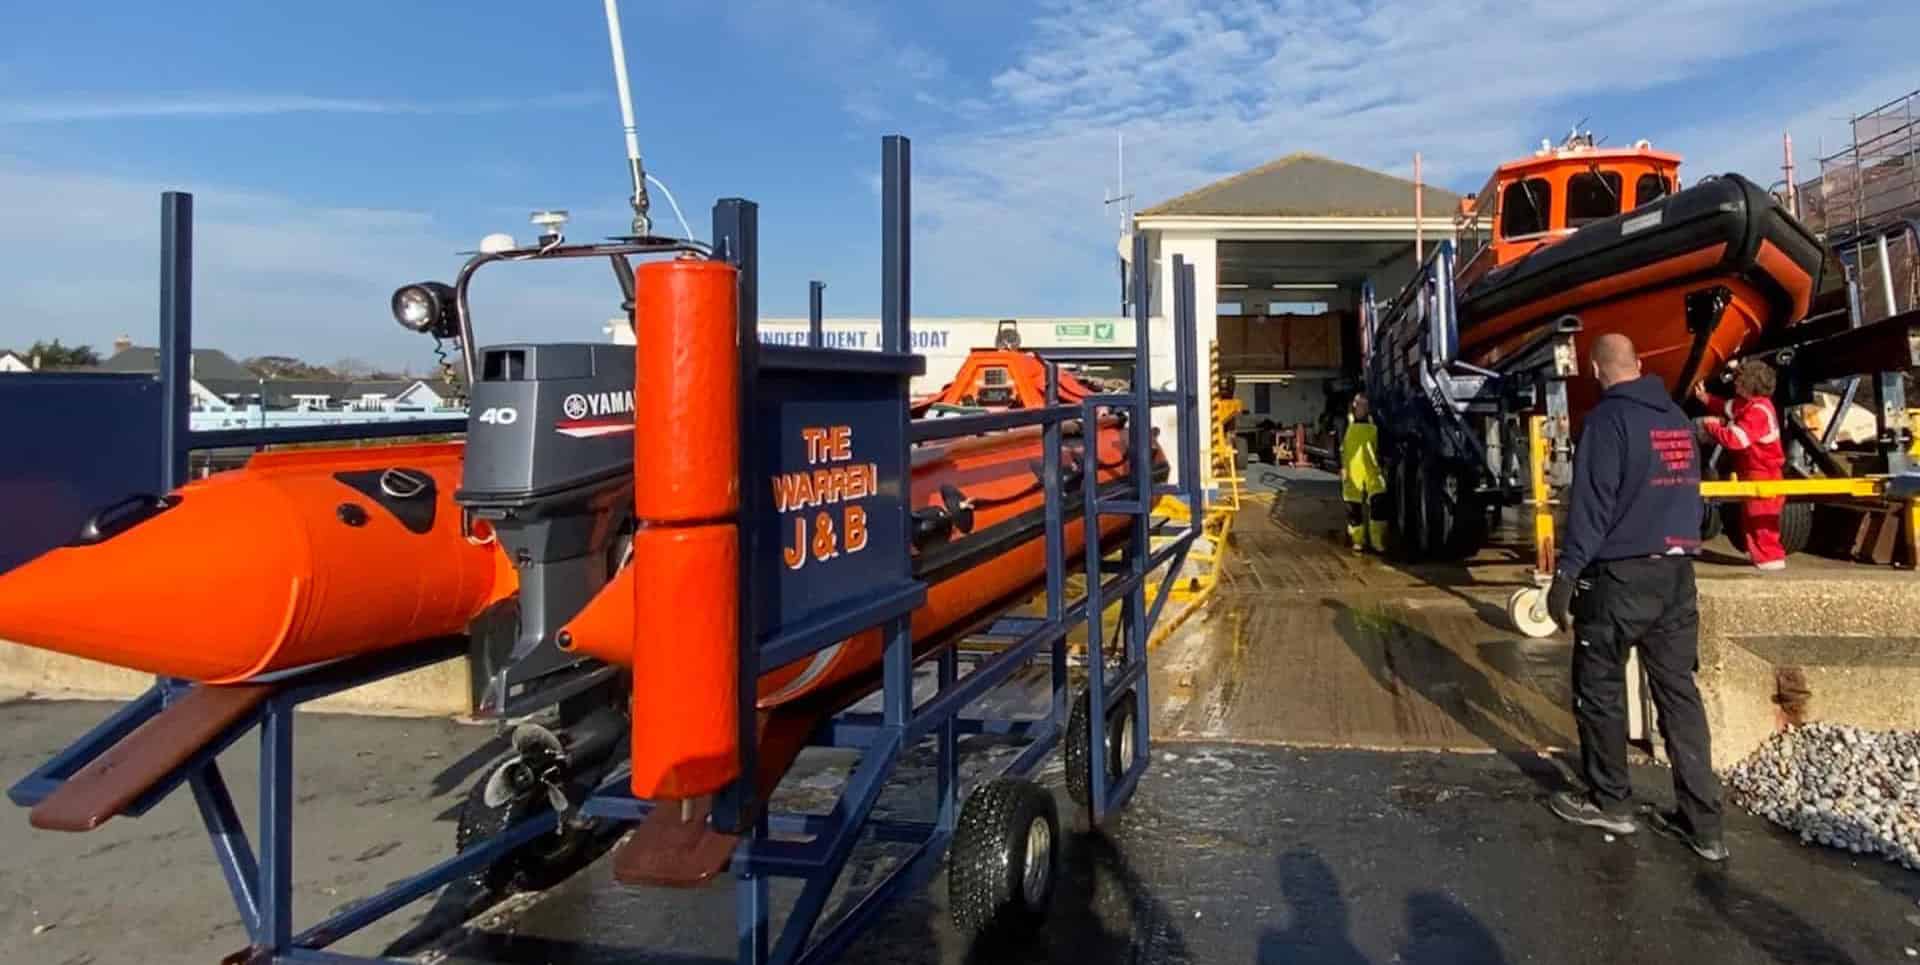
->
xmin=1726 ymin=723 xmax=1920 ymax=871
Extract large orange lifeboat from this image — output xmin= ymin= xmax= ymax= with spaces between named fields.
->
xmin=0 ymin=443 xmax=509 ymax=682
xmin=1452 ymin=136 xmax=1824 ymax=422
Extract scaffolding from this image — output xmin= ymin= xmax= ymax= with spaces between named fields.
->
xmin=1801 ymin=88 xmax=1920 ymax=322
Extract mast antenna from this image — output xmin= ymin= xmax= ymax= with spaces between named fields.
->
xmin=1103 ymin=131 xmax=1134 ymax=226
xmin=603 ymin=0 xmax=651 ymax=237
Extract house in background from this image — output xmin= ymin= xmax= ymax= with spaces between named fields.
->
xmin=95 ymin=343 xmax=463 ymax=413
xmin=96 ymin=344 xmax=249 ymax=409
xmin=0 ymin=350 xmax=31 ymax=373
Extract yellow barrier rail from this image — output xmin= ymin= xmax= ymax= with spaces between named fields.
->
xmin=1521 ymin=415 xmax=1918 ymax=573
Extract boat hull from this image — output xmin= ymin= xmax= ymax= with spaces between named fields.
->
xmin=1458 ymin=173 xmax=1822 ymax=417
xmin=0 ymin=443 xmax=509 ymax=682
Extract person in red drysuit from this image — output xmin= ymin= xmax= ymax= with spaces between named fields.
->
xmin=1693 ymin=359 xmax=1787 ymax=570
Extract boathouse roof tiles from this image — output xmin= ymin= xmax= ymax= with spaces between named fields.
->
xmin=1138 ymin=152 xmax=1460 ymax=219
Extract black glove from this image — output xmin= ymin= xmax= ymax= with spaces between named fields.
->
xmin=1545 ymin=571 xmax=1576 ymax=630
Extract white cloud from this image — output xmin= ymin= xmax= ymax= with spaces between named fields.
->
xmin=0 ymin=162 xmax=629 ymax=365
xmin=777 ymin=0 xmax=1920 ymax=314
xmin=723 ymin=0 xmax=947 ymax=124
xmin=0 ymin=91 xmax=602 ymax=124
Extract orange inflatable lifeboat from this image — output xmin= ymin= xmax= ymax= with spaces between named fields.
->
xmin=558 ymin=420 xmax=1139 ymax=797
xmin=560 ymin=258 xmax=1151 ymax=799
xmin=0 ymin=443 xmax=509 ymax=682
xmin=1452 ymin=135 xmax=1823 ymax=423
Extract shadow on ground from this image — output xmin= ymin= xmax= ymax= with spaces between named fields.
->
xmin=1256 ymin=848 xmax=1513 ymax=965
xmin=1323 ymin=597 xmax=1574 ymax=795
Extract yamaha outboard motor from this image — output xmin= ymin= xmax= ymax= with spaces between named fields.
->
xmin=458 ymin=342 xmax=636 ymax=716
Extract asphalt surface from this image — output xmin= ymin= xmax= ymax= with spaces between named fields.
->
xmin=4 ymin=471 xmax=1918 ymax=964
xmin=5 ymin=699 xmax=1919 ymax=965
xmin=447 ymin=740 xmax=1920 ymax=965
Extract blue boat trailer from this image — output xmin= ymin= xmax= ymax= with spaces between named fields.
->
xmin=5 ymin=134 xmax=1205 ymax=964
xmin=1358 ymin=240 xmax=1580 ymax=563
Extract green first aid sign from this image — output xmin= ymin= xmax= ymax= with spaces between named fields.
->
xmin=1054 ymin=321 xmax=1118 ymax=343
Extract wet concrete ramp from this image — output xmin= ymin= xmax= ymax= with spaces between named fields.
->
xmin=1154 ymin=473 xmax=1577 ymax=754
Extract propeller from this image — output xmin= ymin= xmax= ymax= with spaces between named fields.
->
xmin=483 ymin=723 xmax=571 ymax=815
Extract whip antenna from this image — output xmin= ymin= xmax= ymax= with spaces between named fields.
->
xmin=603 ymin=0 xmax=651 ymax=237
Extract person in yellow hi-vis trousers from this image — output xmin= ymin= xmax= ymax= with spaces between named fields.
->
xmin=1341 ymin=393 xmax=1388 ymax=552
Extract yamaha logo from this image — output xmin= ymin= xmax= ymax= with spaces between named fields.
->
xmin=557 ymin=390 xmax=635 ymax=422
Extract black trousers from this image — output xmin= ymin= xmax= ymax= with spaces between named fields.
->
xmin=1570 ymin=555 xmax=1722 ymax=836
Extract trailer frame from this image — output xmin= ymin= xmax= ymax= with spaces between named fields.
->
xmin=7 ymin=135 xmax=1204 ymax=965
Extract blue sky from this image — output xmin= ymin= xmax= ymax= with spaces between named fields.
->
xmin=1 ymin=0 xmax=1915 ymax=370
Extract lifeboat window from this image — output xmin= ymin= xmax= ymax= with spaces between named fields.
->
xmin=1566 ymin=171 xmax=1623 ymax=227
xmin=1634 ymin=173 xmax=1673 ymax=208
xmin=1500 ymin=178 xmax=1552 ymax=238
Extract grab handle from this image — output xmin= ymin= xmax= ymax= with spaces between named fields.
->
xmin=72 ymin=493 xmax=179 ymax=546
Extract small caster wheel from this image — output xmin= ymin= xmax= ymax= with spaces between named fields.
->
xmin=1507 ymin=586 xmax=1557 ymax=639
xmin=948 ymin=778 xmax=1058 ymax=942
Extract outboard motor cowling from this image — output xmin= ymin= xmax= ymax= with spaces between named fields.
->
xmin=458 ymin=342 xmax=635 ymax=716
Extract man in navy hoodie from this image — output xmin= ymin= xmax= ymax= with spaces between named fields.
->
xmin=1545 ymin=333 xmax=1726 ymax=862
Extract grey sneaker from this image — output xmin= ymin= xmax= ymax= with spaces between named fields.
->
xmin=1549 ymin=791 xmax=1638 ymax=834
xmin=1648 ymin=809 xmax=1729 ymax=862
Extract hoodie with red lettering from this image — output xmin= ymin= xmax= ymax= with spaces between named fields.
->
xmin=1558 ymin=374 xmax=1704 ymax=580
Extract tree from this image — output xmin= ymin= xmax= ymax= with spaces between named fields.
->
xmin=244 ymin=355 xmax=337 ymax=380
xmin=26 ymin=339 xmax=100 ymax=369
xmin=329 ymin=357 xmax=377 ymax=379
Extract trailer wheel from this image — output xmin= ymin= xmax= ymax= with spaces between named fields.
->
xmin=1419 ymin=460 xmax=1486 ymax=560
xmin=1106 ymin=692 xmax=1139 ymax=782
xmin=1720 ymin=499 xmax=1813 ymax=556
xmin=1779 ymin=500 xmax=1814 ymax=555
xmin=949 ymin=778 xmax=1058 ymax=942
xmin=1064 ymin=688 xmax=1134 ymax=807
xmin=1389 ymin=458 xmax=1424 ymax=561
xmin=1064 ymin=691 xmax=1093 ymax=807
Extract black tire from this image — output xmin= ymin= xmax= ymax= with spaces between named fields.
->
xmin=1780 ymin=500 xmax=1814 ymax=555
xmin=1106 ymin=692 xmax=1139 ymax=783
xmin=948 ymin=778 xmax=1059 ymax=942
xmin=1699 ymin=460 xmax=1724 ymax=542
xmin=1389 ymin=457 xmax=1424 ymax=561
xmin=1064 ymin=688 xmax=1136 ymax=808
xmin=453 ymin=769 xmax=587 ymax=895
xmin=1721 ymin=499 xmax=1813 ymax=556
xmin=1064 ymin=691 xmax=1093 ymax=807
xmin=1420 ymin=460 xmax=1486 ymax=560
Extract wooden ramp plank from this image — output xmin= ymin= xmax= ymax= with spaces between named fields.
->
xmin=30 ymin=683 xmax=272 ymax=832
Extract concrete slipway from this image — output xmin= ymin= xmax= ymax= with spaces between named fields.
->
xmin=3 ymin=469 xmax=1919 ymax=963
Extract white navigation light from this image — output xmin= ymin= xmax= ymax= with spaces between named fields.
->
xmin=530 ymin=209 xmax=570 ymax=243
xmin=479 ymin=232 xmax=517 ymax=254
